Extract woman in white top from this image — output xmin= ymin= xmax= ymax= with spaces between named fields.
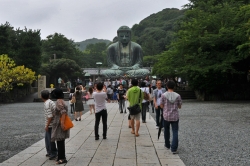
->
xmin=87 ymin=87 xmax=95 ymax=114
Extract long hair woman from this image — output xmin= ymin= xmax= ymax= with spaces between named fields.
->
xmin=74 ymin=85 xmax=84 ymax=121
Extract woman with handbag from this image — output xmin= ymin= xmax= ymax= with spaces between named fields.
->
xmin=51 ymin=88 xmax=70 ymax=165
xmin=74 ymin=85 xmax=84 ymax=121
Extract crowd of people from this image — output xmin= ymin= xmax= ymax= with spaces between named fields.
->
xmin=41 ymin=78 xmax=182 ymax=164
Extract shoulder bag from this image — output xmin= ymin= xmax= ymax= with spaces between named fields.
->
xmin=61 ymin=114 xmax=74 ymax=131
xmin=127 ymin=89 xmax=142 ymax=115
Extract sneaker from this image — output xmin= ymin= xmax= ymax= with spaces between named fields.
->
xmin=95 ymin=137 xmax=99 ymax=140
xmin=103 ymin=136 xmax=107 ymax=139
xmin=172 ymin=151 xmax=178 ymax=154
xmin=46 ymin=154 xmax=50 ymax=157
xmin=156 ymin=126 xmax=159 ymax=129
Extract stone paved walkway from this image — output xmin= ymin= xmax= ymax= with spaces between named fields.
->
xmin=1 ymin=103 xmax=185 ymax=166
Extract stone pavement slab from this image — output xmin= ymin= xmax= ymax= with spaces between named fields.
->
xmin=1 ymin=103 xmax=185 ymax=166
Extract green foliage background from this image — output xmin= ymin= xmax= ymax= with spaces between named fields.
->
xmin=152 ymin=0 xmax=250 ymax=100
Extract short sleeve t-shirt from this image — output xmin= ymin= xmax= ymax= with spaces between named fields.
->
xmin=117 ymin=89 xmax=126 ymax=99
xmin=93 ymin=92 xmax=107 ymax=113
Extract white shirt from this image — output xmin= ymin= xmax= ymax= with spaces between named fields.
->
xmin=44 ymin=99 xmax=55 ymax=128
xmin=156 ymin=89 xmax=163 ymax=106
xmin=93 ymin=92 xmax=107 ymax=113
xmin=140 ymin=87 xmax=149 ymax=103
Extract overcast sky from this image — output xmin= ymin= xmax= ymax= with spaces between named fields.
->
xmin=0 ymin=0 xmax=189 ymax=42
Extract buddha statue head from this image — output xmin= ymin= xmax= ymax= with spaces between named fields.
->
xmin=117 ymin=26 xmax=131 ymax=47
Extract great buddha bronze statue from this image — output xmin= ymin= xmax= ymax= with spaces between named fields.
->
xmin=103 ymin=26 xmax=150 ymax=78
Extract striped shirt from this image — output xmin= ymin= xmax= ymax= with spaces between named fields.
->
xmin=44 ymin=99 xmax=55 ymax=128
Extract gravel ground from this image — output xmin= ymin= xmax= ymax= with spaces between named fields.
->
xmin=0 ymin=102 xmax=89 ymax=163
xmin=0 ymin=100 xmax=250 ymax=165
xmin=149 ymin=100 xmax=250 ymax=166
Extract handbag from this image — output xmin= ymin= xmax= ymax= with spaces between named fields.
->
xmin=85 ymin=94 xmax=89 ymax=100
xmin=127 ymin=89 xmax=142 ymax=115
xmin=61 ymin=114 xmax=74 ymax=131
xmin=71 ymin=96 xmax=76 ymax=103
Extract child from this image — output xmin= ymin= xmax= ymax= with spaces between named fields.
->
xmin=41 ymin=90 xmax=57 ymax=160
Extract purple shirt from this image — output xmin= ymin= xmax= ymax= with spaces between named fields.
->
xmin=161 ymin=92 xmax=182 ymax=121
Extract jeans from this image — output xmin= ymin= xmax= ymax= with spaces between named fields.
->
xmin=141 ymin=102 xmax=147 ymax=122
xmin=95 ymin=109 xmax=108 ymax=138
xmin=164 ymin=119 xmax=179 ymax=152
xmin=56 ymin=140 xmax=66 ymax=160
xmin=119 ymin=99 xmax=125 ymax=112
xmin=155 ymin=106 xmax=163 ymax=127
xmin=45 ymin=128 xmax=57 ymax=156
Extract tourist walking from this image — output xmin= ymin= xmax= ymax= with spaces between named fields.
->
xmin=160 ymin=80 xmax=182 ymax=154
xmin=41 ymin=90 xmax=57 ymax=160
xmin=87 ymin=87 xmax=95 ymax=114
xmin=140 ymin=82 xmax=149 ymax=123
xmin=74 ymin=85 xmax=84 ymax=121
xmin=153 ymin=80 xmax=166 ymax=129
xmin=93 ymin=82 xmax=110 ymax=140
xmin=51 ymin=88 xmax=70 ymax=164
xmin=117 ymin=84 xmax=126 ymax=113
xmin=127 ymin=79 xmax=143 ymax=137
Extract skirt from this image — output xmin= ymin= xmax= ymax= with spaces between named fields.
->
xmin=87 ymin=98 xmax=95 ymax=105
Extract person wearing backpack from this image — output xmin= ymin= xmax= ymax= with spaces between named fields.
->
xmin=140 ymin=82 xmax=150 ymax=123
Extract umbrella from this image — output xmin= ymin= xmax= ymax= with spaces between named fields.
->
xmin=158 ymin=111 xmax=164 ymax=140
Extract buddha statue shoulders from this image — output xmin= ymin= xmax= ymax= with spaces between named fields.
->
xmin=107 ymin=41 xmax=142 ymax=50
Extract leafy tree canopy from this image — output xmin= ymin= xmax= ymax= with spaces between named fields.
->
xmin=0 ymin=22 xmax=42 ymax=73
xmin=0 ymin=54 xmax=36 ymax=93
xmin=131 ymin=8 xmax=185 ymax=59
xmin=153 ymin=0 xmax=250 ymax=99
xmin=40 ymin=58 xmax=82 ymax=86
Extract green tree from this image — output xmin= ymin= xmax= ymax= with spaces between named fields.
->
xmin=15 ymin=28 xmax=42 ymax=73
xmin=41 ymin=33 xmax=83 ymax=66
xmin=40 ymin=58 xmax=82 ymax=87
xmin=154 ymin=1 xmax=250 ymax=99
xmin=0 ymin=22 xmax=42 ymax=73
xmin=82 ymin=42 xmax=108 ymax=67
xmin=0 ymin=54 xmax=36 ymax=93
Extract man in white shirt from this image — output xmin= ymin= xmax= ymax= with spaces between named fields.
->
xmin=153 ymin=80 xmax=166 ymax=129
xmin=140 ymin=82 xmax=149 ymax=123
xmin=93 ymin=82 xmax=110 ymax=140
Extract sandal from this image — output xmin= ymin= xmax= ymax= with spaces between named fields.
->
xmin=56 ymin=159 xmax=67 ymax=165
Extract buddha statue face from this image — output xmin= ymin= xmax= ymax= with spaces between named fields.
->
xmin=117 ymin=26 xmax=131 ymax=46
xmin=118 ymin=31 xmax=131 ymax=45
